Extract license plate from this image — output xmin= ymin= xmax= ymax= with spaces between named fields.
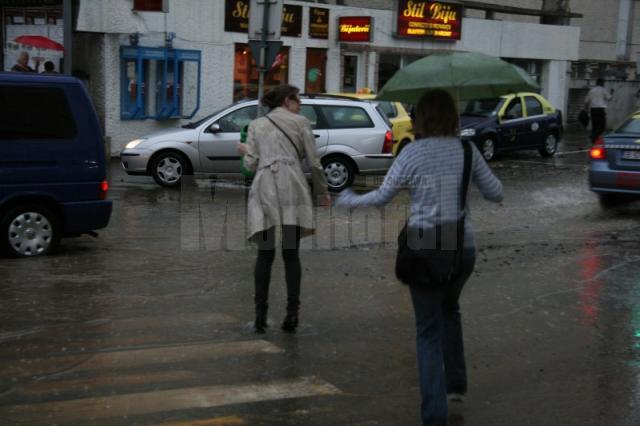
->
xmin=622 ymin=150 xmax=640 ymax=160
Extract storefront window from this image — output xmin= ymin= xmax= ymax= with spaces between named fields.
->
xmin=504 ymin=58 xmax=542 ymax=85
xmin=2 ymin=6 xmax=64 ymax=73
xmin=233 ymin=43 xmax=289 ymax=102
xmin=305 ymin=48 xmax=326 ymax=94
xmin=342 ymin=55 xmax=358 ymax=93
xmin=377 ymin=54 xmax=401 ymax=92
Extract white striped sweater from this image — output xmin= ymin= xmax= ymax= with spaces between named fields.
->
xmin=336 ymin=136 xmax=503 ymax=248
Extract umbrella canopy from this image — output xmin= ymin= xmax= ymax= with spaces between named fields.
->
xmin=377 ymin=51 xmax=539 ymax=104
xmin=14 ymin=35 xmax=64 ymax=52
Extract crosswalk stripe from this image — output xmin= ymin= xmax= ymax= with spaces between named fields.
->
xmin=160 ymin=416 xmax=245 ymax=425
xmin=17 ymin=370 xmax=198 ymax=396
xmin=0 ymin=376 xmax=341 ymax=423
xmin=0 ymin=340 xmax=282 ymax=378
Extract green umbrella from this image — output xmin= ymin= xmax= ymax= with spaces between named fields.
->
xmin=377 ymin=51 xmax=540 ymax=104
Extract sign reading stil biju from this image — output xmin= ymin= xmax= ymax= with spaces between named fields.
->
xmin=338 ymin=16 xmax=372 ymax=43
xmin=396 ymin=0 xmax=462 ymax=40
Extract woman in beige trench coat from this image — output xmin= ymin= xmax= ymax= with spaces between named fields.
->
xmin=237 ymin=85 xmax=330 ymax=333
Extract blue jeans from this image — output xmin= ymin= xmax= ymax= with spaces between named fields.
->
xmin=408 ymin=247 xmax=476 ymax=426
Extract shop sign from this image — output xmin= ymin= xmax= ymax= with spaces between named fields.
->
xmin=396 ymin=0 xmax=462 ymax=40
xmin=225 ymin=0 xmax=250 ymax=33
xmin=281 ymin=4 xmax=302 ymax=37
xmin=133 ymin=0 xmax=168 ymax=12
xmin=338 ymin=16 xmax=372 ymax=43
xmin=309 ymin=7 xmax=329 ymax=39
xmin=225 ymin=0 xmax=302 ymax=37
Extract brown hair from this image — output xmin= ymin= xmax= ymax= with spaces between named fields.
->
xmin=261 ymin=84 xmax=300 ymax=109
xmin=414 ymin=89 xmax=459 ymax=138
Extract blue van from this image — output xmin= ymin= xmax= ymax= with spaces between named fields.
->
xmin=0 ymin=73 xmax=112 ymax=257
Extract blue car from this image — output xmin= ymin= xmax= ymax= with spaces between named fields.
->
xmin=589 ymin=110 xmax=640 ymax=208
xmin=0 ymin=73 xmax=112 ymax=257
xmin=460 ymin=92 xmax=563 ymax=161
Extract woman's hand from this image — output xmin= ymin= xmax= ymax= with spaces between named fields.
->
xmin=317 ymin=194 xmax=332 ymax=207
xmin=237 ymin=142 xmax=248 ymax=155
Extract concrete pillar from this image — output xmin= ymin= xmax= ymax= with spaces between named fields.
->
xmin=367 ymin=50 xmax=377 ymax=91
xmin=541 ymin=60 xmax=569 ymax=123
xmin=541 ymin=0 xmax=570 ymax=25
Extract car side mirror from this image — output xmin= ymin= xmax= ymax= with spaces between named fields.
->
xmin=209 ymin=123 xmax=222 ymax=134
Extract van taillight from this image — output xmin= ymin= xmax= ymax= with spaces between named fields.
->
xmin=382 ymin=130 xmax=393 ymax=154
xmin=590 ymin=137 xmax=606 ymax=160
xmin=99 ymin=180 xmax=109 ymax=200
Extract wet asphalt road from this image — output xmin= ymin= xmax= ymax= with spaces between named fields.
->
xmin=1 ymin=130 xmax=640 ymax=425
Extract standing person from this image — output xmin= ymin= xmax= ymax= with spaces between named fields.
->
xmin=336 ymin=89 xmax=503 ymax=425
xmin=41 ymin=61 xmax=58 ymax=74
xmin=585 ymin=78 xmax=614 ymax=142
xmin=237 ymin=84 xmax=330 ymax=334
xmin=11 ymin=51 xmax=38 ymax=73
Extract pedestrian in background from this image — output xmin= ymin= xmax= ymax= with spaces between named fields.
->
xmin=41 ymin=61 xmax=58 ymax=74
xmin=237 ymin=84 xmax=330 ymax=334
xmin=336 ymin=89 xmax=503 ymax=425
xmin=585 ymin=77 xmax=614 ymax=142
xmin=11 ymin=51 xmax=39 ymax=73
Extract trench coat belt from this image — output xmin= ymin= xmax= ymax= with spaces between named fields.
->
xmin=258 ymin=156 xmax=298 ymax=173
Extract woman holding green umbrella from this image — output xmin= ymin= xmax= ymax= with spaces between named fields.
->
xmin=337 ymin=89 xmax=503 ymax=425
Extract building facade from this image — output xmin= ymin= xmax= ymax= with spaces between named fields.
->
xmin=334 ymin=0 xmax=640 ymax=125
xmin=2 ymin=0 xmax=590 ymax=154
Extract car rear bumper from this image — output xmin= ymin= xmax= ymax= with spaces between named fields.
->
xmin=589 ymin=163 xmax=640 ymax=195
xmin=62 ymin=200 xmax=112 ymax=235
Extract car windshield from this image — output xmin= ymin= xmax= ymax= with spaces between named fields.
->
xmin=615 ymin=116 xmax=640 ymax=135
xmin=181 ymin=101 xmax=255 ymax=129
xmin=462 ymin=98 xmax=502 ymax=117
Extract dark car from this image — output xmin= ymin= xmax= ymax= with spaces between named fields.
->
xmin=0 ymin=73 xmax=112 ymax=257
xmin=460 ymin=92 xmax=563 ymax=161
xmin=589 ymin=110 xmax=640 ymax=208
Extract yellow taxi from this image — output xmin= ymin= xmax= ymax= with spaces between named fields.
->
xmin=327 ymin=90 xmax=414 ymax=156
xmin=460 ymin=92 xmax=563 ymax=161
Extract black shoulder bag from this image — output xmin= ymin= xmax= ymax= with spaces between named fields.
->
xmin=395 ymin=140 xmax=472 ymax=288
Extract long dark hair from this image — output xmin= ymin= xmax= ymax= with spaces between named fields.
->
xmin=414 ymin=89 xmax=459 ymax=138
xmin=261 ymin=84 xmax=300 ymax=109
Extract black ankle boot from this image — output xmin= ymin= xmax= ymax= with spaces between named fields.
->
xmin=254 ymin=311 xmax=267 ymax=334
xmin=281 ymin=312 xmax=298 ymax=333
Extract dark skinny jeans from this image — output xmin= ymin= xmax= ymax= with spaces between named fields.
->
xmin=254 ymin=226 xmax=302 ymax=314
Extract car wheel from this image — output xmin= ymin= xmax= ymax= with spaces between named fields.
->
xmin=322 ymin=156 xmax=355 ymax=192
xmin=1 ymin=205 xmax=59 ymax=257
xmin=539 ymin=133 xmax=558 ymax=157
xmin=151 ymin=151 xmax=190 ymax=188
xmin=396 ymin=139 xmax=412 ymax=156
xmin=479 ymin=138 xmax=496 ymax=161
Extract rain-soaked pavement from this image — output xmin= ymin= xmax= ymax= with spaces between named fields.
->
xmin=1 ymin=128 xmax=640 ymax=425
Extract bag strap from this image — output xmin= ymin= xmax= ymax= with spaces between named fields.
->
xmin=265 ymin=115 xmax=302 ymax=160
xmin=460 ymin=139 xmax=472 ymax=210
xmin=453 ymin=140 xmax=472 ymax=267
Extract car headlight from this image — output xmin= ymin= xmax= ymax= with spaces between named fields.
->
xmin=460 ymin=128 xmax=476 ymax=137
xmin=125 ymin=139 xmax=146 ymax=149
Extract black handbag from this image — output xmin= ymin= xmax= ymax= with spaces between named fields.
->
xmin=395 ymin=140 xmax=472 ymax=288
xmin=578 ymin=109 xmax=590 ymax=128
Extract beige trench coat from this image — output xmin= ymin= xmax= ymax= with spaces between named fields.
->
xmin=244 ymin=107 xmax=328 ymax=241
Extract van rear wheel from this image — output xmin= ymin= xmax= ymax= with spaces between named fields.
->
xmin=1 ymin=205 xmax=59 ymax=257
